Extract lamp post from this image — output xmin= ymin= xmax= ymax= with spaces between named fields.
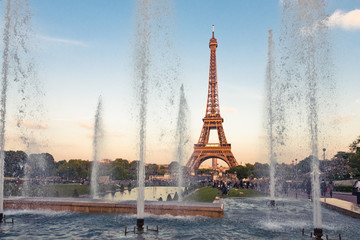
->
xmin=322 ymin=148 xmax=326 ymax=161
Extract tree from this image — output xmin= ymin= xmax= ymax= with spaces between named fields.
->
xmin=253 ymin=162 xmax=269 ymax=178
xmin=348 ymin=136 xmax=360 ymax=177
xmin=297 ymin=157 xmax=311 ymax=176
xmin=27 ymin=153 xmax=56 ymax=178
xmin=348 ymin=152 xmax=360 ymax=177
xmin=349 ymin=136 xmax=360 ymax=152
xmin=227 ymin=164 xmax=252 ymax=180
xmin=146 ymin=164 xmax=159 ymax=175
xmin=112 ymin=165 xmax=128 ymax=180
xmin=168 ymin=161 xmax=179 ymax=174
xmin=323 ymin=155 xmax=354 ymax=180
xmin=4 ymin=150 xmax=27 ymax=177
xmin=66 ymin=159 xmax=90 ymax=180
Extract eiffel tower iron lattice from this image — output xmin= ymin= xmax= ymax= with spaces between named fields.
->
xmin=186 ymin=26 xmax=238 ymax=174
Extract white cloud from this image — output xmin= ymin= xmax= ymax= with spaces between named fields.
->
xmin=37 ymin=35 xmax=89 ymax=47
xmin=326 ymin=9 xmax=360 ymax=30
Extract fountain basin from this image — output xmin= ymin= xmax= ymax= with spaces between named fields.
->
xmin=2 ymin=198 xmax=360 ymax=239
xmin=321 ymin=198 xmax=360 ymax=219
xmin=4 ymin=197 xmax=223 ymax=218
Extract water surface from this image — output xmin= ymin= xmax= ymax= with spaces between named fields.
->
xmin=1 ymin=198 xmax=358 ymax=239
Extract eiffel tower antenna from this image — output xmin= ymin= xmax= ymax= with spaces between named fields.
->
xmin=186 ymin=26 xmax=238 ymax=174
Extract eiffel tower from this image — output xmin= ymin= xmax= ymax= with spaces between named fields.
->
xmin=186 ymin=26 xmax=238 ymax=174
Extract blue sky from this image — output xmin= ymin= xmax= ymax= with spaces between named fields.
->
xmin=2 ymin=0 xmax=360 ymax=166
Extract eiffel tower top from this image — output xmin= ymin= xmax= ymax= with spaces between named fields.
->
xmin=205 ymin=25 xmax=221 ymax=119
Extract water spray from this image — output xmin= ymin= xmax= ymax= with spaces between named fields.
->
xmin=90 ymin=96 xmax=103 ymax=199
xmin=0 ymin=0 xmax=12 ymax=218
xmin=175 ymin=84 xmax=189 ymax=201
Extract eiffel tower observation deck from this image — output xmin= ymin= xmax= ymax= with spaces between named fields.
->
xmin=186 ymin=26 xmax=238 ymax=174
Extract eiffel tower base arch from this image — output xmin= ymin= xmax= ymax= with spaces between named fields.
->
xmin=186 ymin=145 xmax=237 ymax=174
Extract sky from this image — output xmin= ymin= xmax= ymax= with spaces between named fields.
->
xmin=1 ymin=0 xmax=360 ymax=167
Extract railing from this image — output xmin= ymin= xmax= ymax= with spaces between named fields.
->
xmin=194 ymin=143 xmax=231 ymax=148
xmin=205 ymin=143 xmax=220 ymax=147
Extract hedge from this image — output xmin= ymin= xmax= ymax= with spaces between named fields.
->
xmin=334 ymin=185 xmax=353 ymax=192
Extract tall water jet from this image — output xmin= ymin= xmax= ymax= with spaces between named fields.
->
xmin=91 ymin=96 xmax=103 ymax=199
xmin=175 ymin=84 xmax=189 ymax=201
xmin=7 ymin=0 xmax=45 ymax=198
xmin=134 ymin=0 xmax=151 ymax=231
xmin=280 ymin=0 xmax=333 ymax=236
xmin=0 ymin=0 xmax=12 ymax=221
xmin=299 ymin=1 xmax=330 ymax=234
xmin=265 ymin=29 xmax=276 ymax=200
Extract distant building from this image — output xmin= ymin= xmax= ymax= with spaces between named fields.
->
xmin=148 ymin=174 xmax=171 ymax=182
xmin=100 ymin=159 xmax=112 ymax=163
xmin=98 ymin=176 xmax=110 ymax=184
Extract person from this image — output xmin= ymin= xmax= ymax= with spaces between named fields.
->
xmin=282 ymin=181 xmax=288 ymax=196
xmin=328 ymin=180 xmax=334 ymax=198
xmin=354 ymin=179 xmax=360 ymax=205
xmin=320 ymin=179 xmax=327 ymax=198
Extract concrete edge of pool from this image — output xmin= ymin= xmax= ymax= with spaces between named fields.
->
xmin=3 ymin=197 xmax=224 ymax=218
xmin=320 ymin=198 xmax=360 ymax=219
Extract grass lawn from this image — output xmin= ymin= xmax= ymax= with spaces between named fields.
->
xmin=185 ymin=187 xmax=267 ymax=202
xmin=185 ymin=187 xmax=220 ymax=202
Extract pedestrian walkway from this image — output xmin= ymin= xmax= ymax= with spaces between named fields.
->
xmin=321 ymin=197 xmax=360 ymax=219
xmin=332 ymin=191 xmax=357 ymax=204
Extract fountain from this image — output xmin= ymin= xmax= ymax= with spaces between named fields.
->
xmin=0 ymin=0 xmax=11 ymax=222
xmin=279 ymin=0 xmax=334 ymax=238
xmin=175 ymin=84 xmax=189 ymax=201
xmin=90 ymin=96 xmax=103 ymax=199
xmin=265 ymin=29 xmax=276 ymax=200
xmin=0 ymin=0 xmax=35 ymax=219
xmin=134 ymin=0 xmax=152 ymax=231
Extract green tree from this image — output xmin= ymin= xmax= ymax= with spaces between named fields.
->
xmin=347 ymin=136 xmax=360 ymax=176
xmin=5 ymin=150 xmax=27 ymax=177
xmin=27 ymin=153 xmax=56 ymax=178
xmin=168 ymin=161 xmax=179 ymax=174
xmin=253 ymin=162 xmax=269 ymax=178
xmin=158 ymin=165 xmax=166 ymax=175
xmin=112 ymin=165 xmax=128 ymax=180
xmin=227 ymin=164 xmax=252 ymax=180
xmin=297 ymin=157 xmax=311 ymax=176
xmin=67 ymin=159 xmax=90 ymax=180
xmin=146 ymin=163 xmax=159 ymax=175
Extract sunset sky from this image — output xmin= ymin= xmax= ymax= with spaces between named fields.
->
xmin=1 ymin=0 xmax=360 ymax=167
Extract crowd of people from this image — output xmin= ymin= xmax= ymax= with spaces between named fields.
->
xmin=207 ymin=177 xmax=360 ymax=205
xmin=208 ymin=179 xmax=267 ymax=195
